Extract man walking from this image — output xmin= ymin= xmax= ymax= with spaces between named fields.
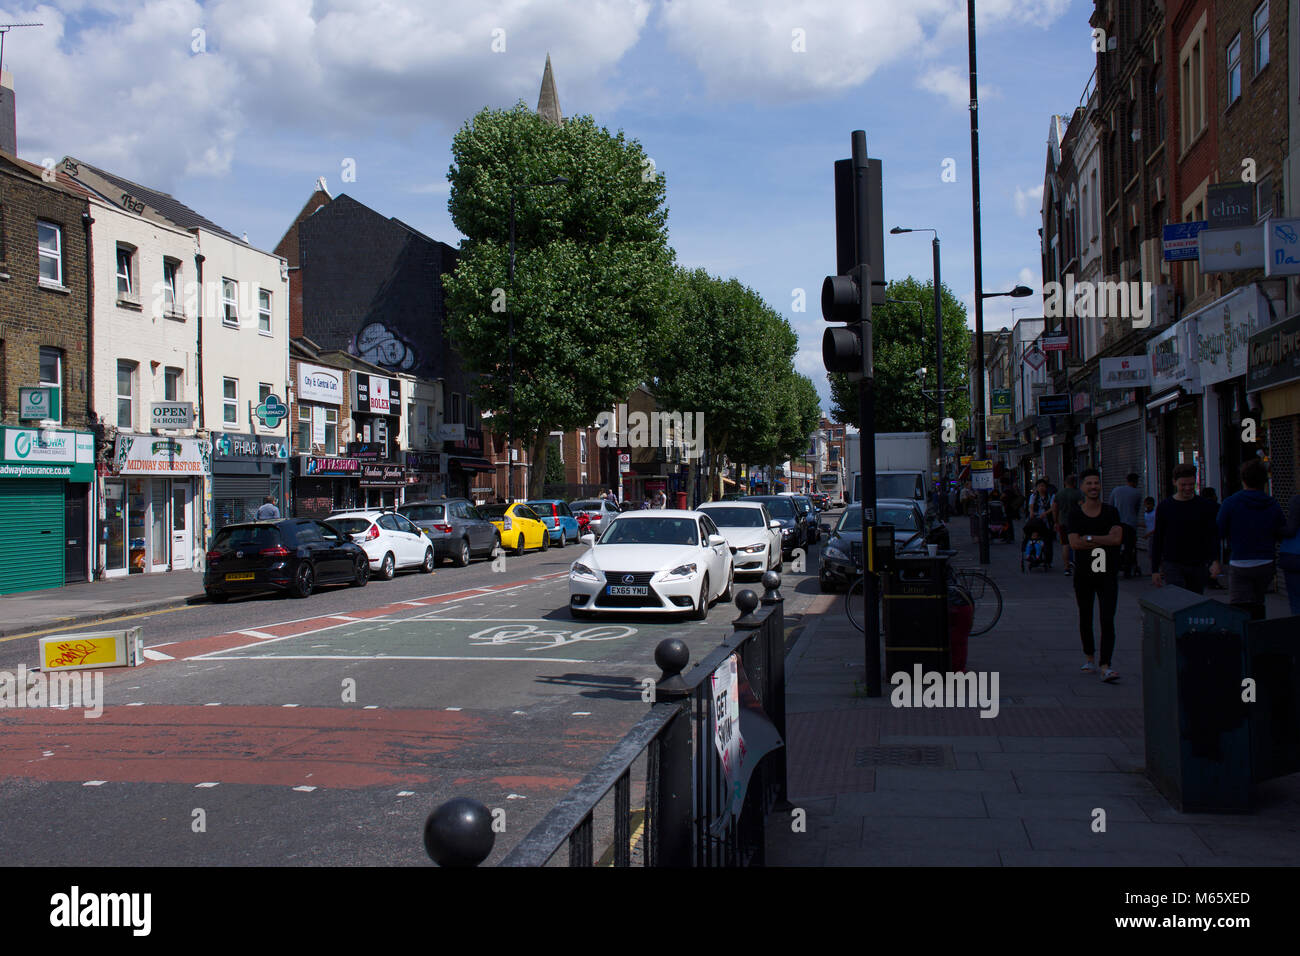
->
xmin=1150 ymin=463 xmax=1220 ymax=594
xmin=1108 ymin=472 xmax=1144 ymax=578
xmin=1217 ymin=458 xmax=1285 ymax=621
xmin=1054 ymin=474 xmax=1083 ymax=575
xmin=256 ymin=495 xmax=280 ymax=520
xmin=1067 ymin=468 xmax=1123 ymax=683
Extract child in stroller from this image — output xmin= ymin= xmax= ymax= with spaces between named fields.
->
xmin=1021 ymin=514 xmax=1051 ymax=572
xmin=986 ymin=499 xmax=1014 ymax=543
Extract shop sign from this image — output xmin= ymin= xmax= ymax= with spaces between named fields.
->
xmin=1247 ymin=311 xmax=1300 ymax=393
xmin=114 ymin=435 xmax=210 ymax=475
xmin=1041 ymin=333 xmax=1070 ymax=352
xmin=405 ymin=452 xmax=440 ymax=472
xmin=438 ymin=423 xmax=465 ymax=441
xmin=1193 ymin=286 xmax=1265 ymax=387
xmin=149 ymin=402 xmax=194 ymax=430
xmin=1199 ymin=225 xmax=1265 ymax=272
xmin=1147 ymin=318 xmax=1198 ymax=390
xmin=297 ymin=363 xmax=344 ymax=405
xmin=1100 ymin=356 xmax=1151 ymax=389
xmin=19 ymin=386 xmax=57 ymax=421
xmin=359 ymin=464 xmax=406 ymax=486
xmin=214 ymin=432 xmax=289 ymax=461
xmin=1206 ymin=182 xmax=1255 ymax=229
xmin=0 ymin=427 xmax=94 ymax=482
xmin=991 ymin=389 xmax=1013 ymax=415
xmin=1072 ymin=391 xmax=1091 ymax=413
xmin=1264 ymin=218 xmax=1300 ymax=277
xmin=303 ymin=456 xmax=360 ymax=476
xmin=353 ymin=373 xmax=398 ymax=416
xmin=1036 ymin=394 xmax=1070 ymax=416
xmin=254 ymin=394 xmax=288 ymax=429
xmin=1163 ymin=221 xmax=1208 ymax=261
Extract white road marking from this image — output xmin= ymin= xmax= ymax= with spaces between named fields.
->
xmin=399 ymin=601 xmax=428 ymax=607
xmin=282 ymin=703 xmax=299 ymax=708
xmin=445 ymin=707 xmax=462 ymax=711
xmin=204 ymin=702 xmax=222 ymax=707
xmin=397 ymin=791 xmax=415 ymax=797
xmin=512 ymin=710 xmax=526 ymax=715
xmin=142 ymin=648 xmax=174 ymax=661
xmin=572 ymin=712 xmax=592 ymax=716
xmin=195 ymin=782 xmax=219 ymax=788
xmin=329 ymin=615 xmax=362 ymax=622
xmin=237 ymin=629 xmax=277 ymax=640
xmin=292 ymin=785 xmax=317 ymax=792
xmin=126 ymin=702 xmax=145 ymax=707
xmin=363 ymin=705 xmax=379 ymax=709
xmin=201 ymin=654 xmax=594 ymax=664
xmin=507 ymin=793 xmax=526 ymax=799
xmin=83 ymin=780 xmax=107 ymax=786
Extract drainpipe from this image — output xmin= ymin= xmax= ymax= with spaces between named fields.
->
xmin=83 ymin=209 xmax=101 ymax=581
xmin=195 ymin=249 xmax=206 ymax=563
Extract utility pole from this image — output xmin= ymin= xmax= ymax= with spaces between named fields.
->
xmin=967 ymin=0 xmax=990 ymax=565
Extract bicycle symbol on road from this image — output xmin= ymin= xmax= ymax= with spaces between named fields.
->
xmin=467 ymin=622 xmax=637 ymax=650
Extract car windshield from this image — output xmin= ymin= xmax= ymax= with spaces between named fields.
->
xmin=479 ymin=505 xmax=509 ymax=519
xmin=572 ymin=500 xmax=602 ymax=511
xmin=836 ymin=508 xmax=863 ymax=533
xmin=598 ymin=517 xmax=698 ymax=546
xmin=757 ymin=498 xmax=794 ymax=518
xmin=213 ymin=525 xmax=280 ymax=550
xmin=329 ymin=517 xmax=372 ymax=535
xmin=878 ymin=507 xmax=919 ymax=531
xmin=526 ymin=502 xmax=556 ymax=516
xmin=877 ymin=474 xmax=920 ymax=498
xmin=401 ymin=504 xmax=444 ymax=521
xmin=699 ymin=507 xmax=764 ymax=528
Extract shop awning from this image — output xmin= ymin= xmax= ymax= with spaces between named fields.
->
xmin=446 ymin=455 xmax=494 ymax=472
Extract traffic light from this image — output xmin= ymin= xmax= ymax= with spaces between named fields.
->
xmin=821 ymin=267 xmax=867 ymax=373
xmin=822 ymin=156 xmax=882 ymax=377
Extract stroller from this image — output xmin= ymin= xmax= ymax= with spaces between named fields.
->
xmin=986 ymin=499 xmax=1015 ymax=543
xmin=1021 ymin=514 xmax=1051 ymax=572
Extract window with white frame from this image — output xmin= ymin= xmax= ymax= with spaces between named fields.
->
xmin=164 ymin=366 xmax=182 ymax=402
xmin=258 ymin=289 xmax=271 ymax=334
xmin=324 ymin=407 xmax=337 ymax=449
xmin=222 ymin=278 xmax=238 ymax=326
xmin=297 ymin=406 xmax=312 ymax=451
xmin=117 ymin=360 xmax=136 ymax=429
xmin=223 ymin=377 xmax=238 ymax=425
xmin=39 ymin=347 xmax=61 ymax=423
xmin=1254 ymin=1 xmax=1269 ymax=73
xmin=1227 ymin=33 xmax=1241 ymax=103
xmin=162 ymin=258 xmax=179 ymax=315
xmin=1179 ymin=20 xmax=1208 ymax=152
xmin=37 ymin=221 xmax=62 ymax=285
xmin=116 ymin=244 xmax=135 ymax=298
xmin=579 ymin=432 xmax=587 ymax=465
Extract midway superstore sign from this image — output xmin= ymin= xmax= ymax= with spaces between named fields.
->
xmin=0 ymin=427 xmax=94 ymax=481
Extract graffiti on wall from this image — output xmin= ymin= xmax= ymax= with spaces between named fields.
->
xmin=352 ymin=322 xmax=417 ymax=372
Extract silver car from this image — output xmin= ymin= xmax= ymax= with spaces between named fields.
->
xmin=398 ymin=498 xmax=501 ymax=567
xmin=570 ymin=499 xmax=621 ymax=536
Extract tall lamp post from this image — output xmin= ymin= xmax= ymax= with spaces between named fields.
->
xmin=507 ymin=175 xmax=569 ymax=502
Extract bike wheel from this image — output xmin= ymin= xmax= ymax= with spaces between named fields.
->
xmin=952 ymin=568 xmax=1002 ymax=635
xmin=845 ymin=575 xmax=865 ymax=632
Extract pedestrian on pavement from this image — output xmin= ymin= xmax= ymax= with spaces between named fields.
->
xmin=1027 ymin=479 xmax=1056 ymax=569
xmin=959 ymin=480 xmax=975 ymax=516
xmin=256 ymin=495 xmax=280 ymax=520
xmin=652 ymin=488 xmax=667 ymax=509
xmin=1108 ymin=472 xmax=1144 ymax=578
xmin=1141 ymin=496 xmax=1156 ymax=545
xmin=1217 ymin=458 xmax=1285 ymax=621
xmin=1053 ymin=475 xmax=1083 ymax=575
xmin=1150 ymin=463 xmax=1221 ymax=594
xmin=1067 ymin=468 xmax=1123 ymax=683
xmin=604 ymin=488 xmax=619 ymax=509
xmin=1280 ymin=490 xmax=1300 ymax=616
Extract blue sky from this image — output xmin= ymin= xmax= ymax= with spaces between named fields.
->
xmin=10 ymin=0 xmax=1096 ymax=415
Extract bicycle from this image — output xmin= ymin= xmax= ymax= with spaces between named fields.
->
xmin=843 ymin=532 xmax=1002 ymax=636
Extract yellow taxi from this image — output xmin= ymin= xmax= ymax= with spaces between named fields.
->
xmin=478 ymin=502 xmax=551 ymax=555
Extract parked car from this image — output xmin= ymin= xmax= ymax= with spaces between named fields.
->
xmin=569 ymin=498 xmax=621 ymax=535
xmin=877 ymin=497 xmax=950 ymax=551
xmin=525 ymin=499 xmax=580 ymax=548
xmin=204 ymin=519 xmax=368 ymax=601
xmin=398 ymin=497 xmax=501 ymax=567
xmin=568 ymin=510 xmax=733 ymax=619
xmin=743 ymin=495 xmax=806 ymax=558
xmin=695 ymin=501 xmax=782 ymax=578
xmin=818 ymin=505 xmax=864 ymax=592
xmin=327 ymin=509 xmax=437 ymax=579
xmin=791 ymin=493 xmax=821 ymax=544
xmin=479 ymin=502 xmax=550 ymax=555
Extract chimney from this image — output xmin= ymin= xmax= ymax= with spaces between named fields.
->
xmin=0 ymin=71 xmax=14 ymax=154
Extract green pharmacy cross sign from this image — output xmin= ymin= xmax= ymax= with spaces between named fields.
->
xmin=254 ymin=394 xmax=288 ymax=429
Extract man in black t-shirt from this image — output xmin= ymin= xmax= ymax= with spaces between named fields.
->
xmin=1067 ymin=468 xmax=1124 ymax=683
xmin=1151 ymin=463 xmax=1221 ymax=593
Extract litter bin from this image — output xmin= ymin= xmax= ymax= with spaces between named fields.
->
xmin=883 ymin=553 xmax=951 ymax=678
xmin=1244 ymin=616 xmax=1300 ymax=784
xmin=1139 ymin=587 xmax=1251 ymax=812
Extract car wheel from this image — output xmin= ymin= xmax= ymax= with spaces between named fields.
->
xmin=205 ymin=589 xmax=229 ymax=603
xmin=559 ymin=530 xmax=567 ymax=548
xmin=692 ymin=574 xmax=710 ymax=621
xmin=721 ymin=566 xmax=734 ymax=602
xmin=379 ymin=552 xmax=396 ymax=580
xmin=289 ymin=561 xmax=314 ymax=599
xmin=541 ymin=530 xmax=550 ymax=552
xmin=421 ymin=547 xmax=436 ymax=573
xmin=455 ymin=538 xmax=471 ymax=567
xmin=350 ymin=556 xmax=369 ymax=588
xmin=515 ymin=534 xmax=526 ymax=556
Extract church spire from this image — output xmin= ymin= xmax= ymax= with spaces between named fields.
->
xmin=537 ymin=53 xmax=563 ymax=126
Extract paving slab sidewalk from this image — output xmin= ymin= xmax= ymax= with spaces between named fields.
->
xmin=0 ymin=571 xmax=208 ymax=638
xmin=767 ymin=526 xmax=1300 ymax=866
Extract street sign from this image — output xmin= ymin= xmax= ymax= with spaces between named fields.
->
xmin=619 ymin=453 xmax=630 ymax=473
xmin=1022 ymin=347 xmax=1046 ymax=370
xmin=1162 ymin=221 xmax=1208 ymax=261
xmin=1264 ymin=218 xmax=1300 ymax=276
xmin=1037 ymin=393 xmax=1070 ymax=416
xmin=991 ymin=389 xmax=1013 ymax=414
xmin=19 ymin=386 xmax=56 ymax=421
xmin=149 ymin=401 xmax=194 ymax=430
xmin=1041 ymin=333 xmax=1070 ymax=352
xmin=970 ymin=460 xmax=994 ymax=490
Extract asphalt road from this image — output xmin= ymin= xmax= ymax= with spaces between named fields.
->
xmin=0 ymin=532 xmax=830 ymax=866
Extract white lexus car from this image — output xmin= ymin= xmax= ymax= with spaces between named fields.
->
xmin=568 ymin=510 xmax=734 ymax=619
xmin=695 ymin=501 xmax=783 ymax=579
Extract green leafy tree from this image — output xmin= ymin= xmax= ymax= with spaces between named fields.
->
xmin=443 ymin=104 xmax=674 ymax=497
xmin=828 ymin=276 xmax=971 ymax=445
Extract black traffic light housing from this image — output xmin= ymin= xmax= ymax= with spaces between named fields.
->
xmin=822 ymin=155 xmax=884 ymax=379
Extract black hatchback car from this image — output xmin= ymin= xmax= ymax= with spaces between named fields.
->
xmin=744 ymin=495 xmax=807 ymax=558
xmin=204 ymin=519 xmax=369 ymax=602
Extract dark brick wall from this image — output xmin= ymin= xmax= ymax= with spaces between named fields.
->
xmin=0 ymin=165 xmax=91 ymax=429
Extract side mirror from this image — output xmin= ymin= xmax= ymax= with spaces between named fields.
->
xmin=581 ymin=533 xmax=597 ymax=545
xmin=769 ymin=520 xmax=782 ymax=529
xmin=708 ymin=534 xmax=726 ymax=547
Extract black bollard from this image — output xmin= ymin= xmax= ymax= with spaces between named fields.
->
xmin=424 ymin=797 xmax=495 ymax=867
xmin=654 ymin=637 xmax=690 ymax=702
xmin=760 ymin=570 xmax=783 ymax=605
xmin=733 ymin=589 xmax=762 ymax=629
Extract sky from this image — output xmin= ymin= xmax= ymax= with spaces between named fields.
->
xmin=6 ymin=0 xmax=1098 ymax=416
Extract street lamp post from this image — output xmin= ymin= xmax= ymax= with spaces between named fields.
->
xmin=506 ymin=176 xmax=568 ymax=503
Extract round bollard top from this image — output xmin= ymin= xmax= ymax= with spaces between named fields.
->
xmin=424 ymin=797 xmax=495 ymax=867
xmin=735 ymin=589 xmax=759 ymax=616
xmin=654 ymin=638 xmax=690 ymax=677
xmin=761 ymin=570 xmax=782 ymax=592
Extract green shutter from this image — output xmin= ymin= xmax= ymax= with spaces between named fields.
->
xmin=0 ymin=479 xmax=65 ymax=594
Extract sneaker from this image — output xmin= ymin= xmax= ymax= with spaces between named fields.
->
xmin=1080 ymin=660 xmax=1097 ymax=673
xmin=1065 ymin=567 xmax=1073 ymax=576
xmin=1101 ymin=668 xmax=1120 ymax=683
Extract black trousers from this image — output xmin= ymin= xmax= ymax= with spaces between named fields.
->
xmin=1119 ymin=524 xmax=1139 ymax=574
xmin=1074 ymin=571 xmax=1119 ymax=667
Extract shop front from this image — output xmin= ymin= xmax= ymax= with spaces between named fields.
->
xmin=445 ymin=426 xmax=492 ymax=499
xmin=295 ymin=456 xmax=361 ymax=516
xmin=210 ymin=432 xmax=289 ymax=534
xmin=1146 ymin=316 xmax=1202 ymax=497
xmin=104 ymin=434 xmax=209 ymax=577
xmin=1247 ymin=311 xmax=1300 ymax=512
xmin=405 ymin=451 xmax=443 ymax=501
xmin=360 ymin=463 xmax=407 ymax=507
xmin=0 ymin=427 xmax=94 ymax=594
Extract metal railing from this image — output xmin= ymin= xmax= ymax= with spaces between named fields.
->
xmin=424 ymin=573 xmax=789 ymax=867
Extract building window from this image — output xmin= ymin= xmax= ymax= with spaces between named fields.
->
xmin=1153 ymin=73 xmax=1166 ymax=145
xmin=451 ymin=393 xmax=462 ymax=424
xmin=466 ymin=397 xmax=475 ymax=425
xmin=1227 ymin=34 xmax=1241 ymax=104
xmin=162 ymin=259 xmax=179 ymax=315
xmin=116 ymin=244 xmax=135 ymax=298
xmin=259 ymin=382 xmax=272 ymax=406
xmin=1257 ymin=176 xmax=1273 ymax=221
xmin=222 ymin=278 xmax=238 ymax=326
xmin=1254 ymin=1 xmax=1269 ymax=73
xmin=297 ymin=406 xmax=312 ymax=451
xmin=117 ymin=360 xmax=136 ymax=429
xmin=258 ymin=288 xmax=271 ymax=334
xmin=38 ymin=220 xmax=62 ymax=285
xmin=223 ymin=378 xmax=238 ymax=425
xmin=164 ymin=366 xmax=182 ymax=402
xmin=580 ymin=432 xmax=588 ymax=465
xmin=39 ymin=347 xmax=61 ymax=423
xmin=324 ymin=407 xmax=337 ymax=449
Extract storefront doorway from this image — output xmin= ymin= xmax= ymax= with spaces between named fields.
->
xmin=104 ymin=477 xmax=194 ymax=576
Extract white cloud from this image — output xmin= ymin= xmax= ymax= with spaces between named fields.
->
xmin=1013 ymin=183 xmax=1044 ymax=217
xmin=916 ymin=66 xmax=997 ymax=110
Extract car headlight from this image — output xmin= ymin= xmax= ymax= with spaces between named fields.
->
xmin=738 ymin=544 xmax=766 ymax=554
xmin=663 ymin=563 xmax=698 ymax=579
xmin=781 ymin=527 xmax=794 ymax=537
xmin=571 ymin=562 xmax=599 ymax=579
xmin=824 ymin=545 xmax=849 ymax=562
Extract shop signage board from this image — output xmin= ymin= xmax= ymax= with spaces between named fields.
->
xmin=969 ymin=460 xmax=994 ymax=490
xmin=1037 ymin=394 xmax=1070 ymax=416
xmin=360 ymin=464 xmax=407 ymax=486
xmin=1041 ymin=333 xmax=1070 ymax=352
xmin=0 ymin=427 xmax=94 ymax=481
xmin=19 ymin=386 xmax=57 ymax=421
xmin=991 ymin=389 xmax=1013 ymax=414
xmin=1148 ymin=318 xmax=1198 ymax=390
xmin=353 ymin=373 xmax=399 ymax=416
xmin=149 ymin=402 xmax=194 ymax=430
xmin=1264 ymin=218 xmax=1300 ymax=277
xmin=1100 ymin=356 xmax=1151 ymax=389
xmin=1206 ymin=182 xmax=1255 ymax=229
xmin=1247 ymin=312 xmax=1300 ymax=392
xmin=1199 ymin=225 xmax=1265 ymax=272
xmin=303 ymin=456 xmax=361 ymax=476
xmin=1162 ymin=221 xmax=1207 ymax=261
xmin=1192 ymin=286 xmax=1265 ymax=387
xmin=213 ymin=432 xmax=289 ymax=461
xmin=114 ymin=435 xmax=210 ymax=475
xmin=297 ymin=363 xmax=344 ymax=404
